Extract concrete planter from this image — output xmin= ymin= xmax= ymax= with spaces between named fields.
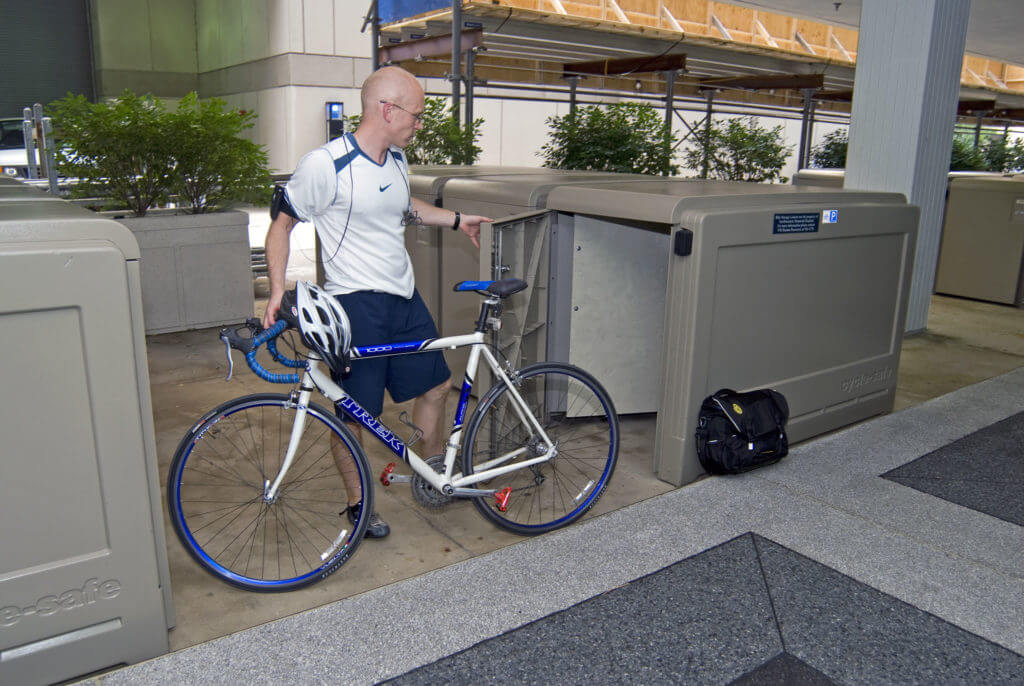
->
xmin=112 ymin=210 xmax=253 ymax=334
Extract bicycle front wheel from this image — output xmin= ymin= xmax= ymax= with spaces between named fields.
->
xmin=461 ymin=363 xmax=619 ymax=535
xmin=167 ymin=393 xmax=372 ymax=592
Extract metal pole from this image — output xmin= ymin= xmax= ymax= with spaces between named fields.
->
xmin=702 ymin=90 xmax=713 ymax=179
xmin=451 ymin=1 xmax=462 ymax=120
xmin=41 ymin=117 xmax=59 ymax=195
xmin=798 ymin=89 xmax=813 ymax=169
xmin=21 ymin=107 xmax=38 ymax=180
xmin=371 ymin=1 xmax=380 ymax=70
xmin=664 ymin=70 xmax=677 ymax=176
xmin=806 ymin=96 xmax=817 ymax=167
xmin=974 ymin=113 xmax=983 ymax=148
xmin=568 ymin=76 xmax=579 ymax=118
xmin=465 ymin=48 xmax=475 ymax=131
xmin=664 ymin=70 xmax=676 ymax=129
xmin=33 ymin=103 xmax=47 ymax=180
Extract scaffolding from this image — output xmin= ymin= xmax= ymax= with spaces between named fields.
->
xmin=366 ymin=1 xmax=1024 ymax=169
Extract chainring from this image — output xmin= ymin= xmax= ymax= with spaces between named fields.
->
xmin=411 ymin=454 xmax=454 ymax=509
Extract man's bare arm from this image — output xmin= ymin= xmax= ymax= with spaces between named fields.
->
xmin=408 ymin=197 xmax=491 ymax=249
xmin=262 ymin=212 xmax=299 ymax=329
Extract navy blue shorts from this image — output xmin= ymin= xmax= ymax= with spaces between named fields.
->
xmin=333 ymin=289 xmax=450 ymax=419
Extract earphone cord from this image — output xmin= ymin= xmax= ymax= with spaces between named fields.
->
xmin=314 ymin=134 xmax=355 ymax=267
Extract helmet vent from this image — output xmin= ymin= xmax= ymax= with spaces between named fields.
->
xmin=295 ymin=281 xmax=352 ymax=372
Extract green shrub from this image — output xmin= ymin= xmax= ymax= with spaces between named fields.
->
xmin=346 ymin=97 xmax=483 ymax=165
xmin=807 ymin=129 xmax=1022 ymax=173
xmin=407 ymin=98 xmax=482 ymax=165
xmin=167 ymin=93 xmax=272 ymax=213
xmin=49 ymin=91 xmax=175 ymax=215
xmin=810 ymin=129 xmax=848 ymax=168
xmin=980 ymin=135 xmax=1024 ymax=173
xmin=49 ymin=90 xmax=272 ymax=216
xmin=540 ymin=102 xmax=678 ymax=175
xmin=684 ymin=116 xmax=792 ymax=183
xmin=949 ymin=135 xmax=988 ymax=171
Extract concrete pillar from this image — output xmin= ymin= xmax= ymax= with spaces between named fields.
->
xmin=845 ymin=0 xmax=970 ymax=333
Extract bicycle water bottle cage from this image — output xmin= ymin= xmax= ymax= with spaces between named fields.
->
xmin=453 ymin=278 xmax=528 ymax=298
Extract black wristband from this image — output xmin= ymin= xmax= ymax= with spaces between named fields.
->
xmin=452 ymin=211 xmax=461 ymax=231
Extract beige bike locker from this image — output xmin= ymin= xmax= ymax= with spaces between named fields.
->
xmin=407 ymin=165 xmax=540 ymax=324
xmin=432 ymin=171 xmax=653 ymax=381
xmin=481 ymin=178 xmax=918 ymax=486
xmin=0 ymin=188 xmax=172 ymax=685
xmin=934 ymin=175 xmax=1024 ymax=305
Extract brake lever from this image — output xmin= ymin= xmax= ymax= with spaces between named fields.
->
xmin=221 ymin=333 xmax=235 ymax=381
xmin=220 ymin=319 xmax=263 ymax=382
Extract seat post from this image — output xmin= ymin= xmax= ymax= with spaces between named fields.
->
xmin=475 ymin=298 xmax=498 ymax=333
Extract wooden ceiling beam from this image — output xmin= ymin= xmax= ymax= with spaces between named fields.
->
xmin=992 ymin=108 xmax=1024 ymax=121
xmin=957 ymin=99 xmax=997 ymax=115
xmin=561 ymin=53 xmax=687 ymax=77
xmin=699 ymin=73 xmax=824 ymax=91
xmin=378 ymin=30 xmax=483 ymax=64
xmin=814 ymin=89 xmax=853 ymax=101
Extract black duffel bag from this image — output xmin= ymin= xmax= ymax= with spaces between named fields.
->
xmin=695 ymin=388 xmax=789 ymax=474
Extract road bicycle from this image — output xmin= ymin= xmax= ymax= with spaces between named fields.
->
xmin=167 ymin=277 xmax=619 ymax=592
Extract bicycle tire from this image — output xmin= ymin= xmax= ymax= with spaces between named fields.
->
xmin=167 ymin=393 xmax=372 ymax=592
xmin=461 ymin=363 xmax=619 ymax=535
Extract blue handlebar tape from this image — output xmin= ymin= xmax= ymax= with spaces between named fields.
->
xmin=245 ymin=320 xmax=301 ymax=383
xmin=267 ymin=337 xmax=306 ymax=368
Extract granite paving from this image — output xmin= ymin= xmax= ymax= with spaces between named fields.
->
xmin=883 ymin=410 xmax=1024 ymax=525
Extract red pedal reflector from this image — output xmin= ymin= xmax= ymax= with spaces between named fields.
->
xmin=494 ymin=487 xmax=511 ymax=512
xmin=380 ymin=462 xmax=396 ymax=486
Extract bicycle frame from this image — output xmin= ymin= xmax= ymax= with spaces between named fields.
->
xmin=263 ymin=326 xmax=557 ymax=501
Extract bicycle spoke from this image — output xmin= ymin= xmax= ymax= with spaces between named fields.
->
xmin=463 ymin=365 xmax=618 ymax=534
xmin=169 ymin=397 xmax=371 ymax=590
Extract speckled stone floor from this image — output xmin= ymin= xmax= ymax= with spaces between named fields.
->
xmin=85 ymin=363 xmax=1024 ymax=685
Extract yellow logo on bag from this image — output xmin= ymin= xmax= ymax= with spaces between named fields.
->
xmin=732 ymin=403 xmax=743 ymax=414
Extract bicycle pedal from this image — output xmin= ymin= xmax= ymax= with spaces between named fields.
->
xmin=494 ymin=487 xmax=512 ymax=512
xmin=380 ymin=463 xmax=412 ymax=487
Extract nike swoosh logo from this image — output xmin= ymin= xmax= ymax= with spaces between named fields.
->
xmin=379 ymin=183 xmax=392 ymax=192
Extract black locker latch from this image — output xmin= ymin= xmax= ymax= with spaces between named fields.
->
xmin=673 ymin=228 xmax=693 ymax=256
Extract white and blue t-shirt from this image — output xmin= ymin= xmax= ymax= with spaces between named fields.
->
xmin=285 ymin=133 xmax=414 ymax=298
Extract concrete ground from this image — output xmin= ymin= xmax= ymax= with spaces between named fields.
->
xmin=138 ymin=208 xmax=1024 ymax=655
xmin=143 ymin=256 xmax=1024 ymax=653
xmin=99 ymin=367 xmax=1024 ymax=685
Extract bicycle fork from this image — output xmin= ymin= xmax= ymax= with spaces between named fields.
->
xmin=263 ymin=379 xmax=314 ymax=502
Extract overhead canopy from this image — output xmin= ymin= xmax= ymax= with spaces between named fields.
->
xmin=379 ymin=1 xmax=1024 ymax=121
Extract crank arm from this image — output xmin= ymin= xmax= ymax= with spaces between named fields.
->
xmin=379 ymin=462 xmax=412 ymax=486
xmin=451 ymin=487 xmax=497 ymax=497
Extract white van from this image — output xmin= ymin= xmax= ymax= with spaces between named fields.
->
xmin=1 ymin=118 xmax=30 ymax=178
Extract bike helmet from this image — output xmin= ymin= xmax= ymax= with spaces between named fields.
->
xmin=293 ymin=281 xmax=352 ymax=373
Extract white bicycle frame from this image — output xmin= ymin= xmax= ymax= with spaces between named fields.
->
xmin=263 ymin=320 xmax=557 ymax=501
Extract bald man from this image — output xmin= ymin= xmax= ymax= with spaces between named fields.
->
xmin=263 ymin=66 xmax=491 ymax=538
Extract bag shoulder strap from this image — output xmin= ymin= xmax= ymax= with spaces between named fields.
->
xmin=711 ymin=396 xmax=744 ymax=433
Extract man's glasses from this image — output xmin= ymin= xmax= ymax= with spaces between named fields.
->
xmin=380 ymin=100 xmax=424 ymax=123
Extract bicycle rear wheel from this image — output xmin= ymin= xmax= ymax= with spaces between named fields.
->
xmin=167 ymin=393 xmax=372 ymax=592
xmin=461 ymin=363 xmax=619 ymax=535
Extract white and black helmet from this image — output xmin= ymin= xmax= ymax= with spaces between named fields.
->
xmin=294 ymin=281 xmax=352 ymax=372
